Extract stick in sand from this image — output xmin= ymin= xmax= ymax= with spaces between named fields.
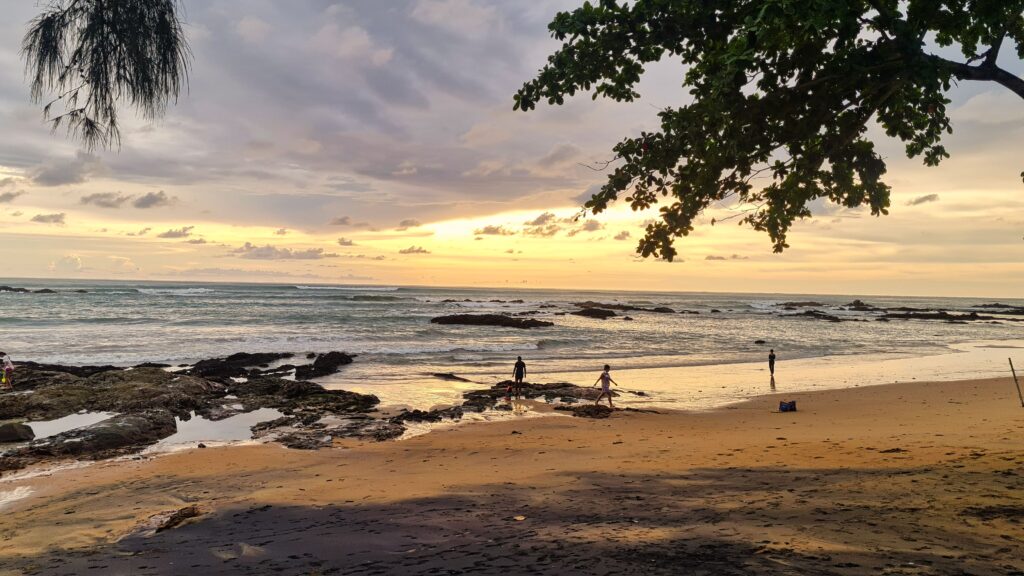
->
xmin=1010 ymin=358 xmax=1024 ymax=408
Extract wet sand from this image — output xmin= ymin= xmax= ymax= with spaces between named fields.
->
xmin=2 ymin=376 xmax=1023 ymax=575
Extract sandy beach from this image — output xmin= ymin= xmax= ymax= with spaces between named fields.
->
xmin=1 ymin=374 xmax=1022 ymax=575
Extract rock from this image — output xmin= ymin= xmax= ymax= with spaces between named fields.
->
xmin=430 ymin=314 xmax=554 ymax=329
xmin=390 ymin=406 xmax=463 ymax=424
xmin=678 ymin=310 xmax=700 ymax=314
xmin=153 ymin=506 xmax=201 ymax=532
xmin=0 ymin=286 xmax=30 ymax=293
xmin=571 ymin=308 xmax=617 ymax=319
xmin=134 ymin=362 xmax=171 ymax=369
xmin=1 ymin=410 xmax=177 ymax=471
xmin=16 ymin=361 xmax=120 ymax=378
xmin=197 ymin=443 xmax=206 ymax=448
xmin=432 ymin=373 xmax=471 ymax=382
xmin=306 ymin=352 xmax=317 ymax=359
xmin=461 ymin=381 xmax=605 ymax=412
xmin=190 ymin=352 xmax=295 ymax=379
xmin=73 ymin=289 xmax=88 ymax=293
xmin=711 ymin=309 xmax=721 ymax=313
xmin=787 ymin=310 xmax=843 ymax=322
xmin=0 ymin=422 xmax=34 ymax=442
xmin=650 ymin=307 xmax=675 ymax=314
xmin=623 ymin=316 xmax=634 ymax=321
xmin=881 ymin=311 xmax=1002 ymax=322
xmin=33 ymin=288 xmax=57 ymax=294
xmin=780 ymin=301 xmax=825 ymax=307
xmin=554 ymin=405 xmax=614 ymax=418
xmin=845 ymin=299 xmax=877 ymax=311
xmin=754 ymin=339 xmax=766 ymax=344
xmin=294 ymin=351 xmax=354 ymax=380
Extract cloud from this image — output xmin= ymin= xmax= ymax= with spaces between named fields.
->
xmin=81 ymin=192 xmax=132 ymax=208
xmin=186 ymin=238 xmax=208 ymax=244
xmin=396 ymin=219 xmax=422 ymax=230
xmin=410 ymin=0 xmax=498 ymax=40
xmin=108 ymin=256 xmax=139 ymax=272
xmin=31 ymin=213 xmax=66 ymax=225
xmin=567 ymin=220 xmax=603 ymax=237
xmin=236 ymin=15 xmax=271 ymax=43
xmin=127 ymin=227 xmax=152 ymax=236
xmin=525 ymin=212 xmax=558 ymax=227
xmin=329 ymin=216 xmax=368 ymax=227
xmin=0 ymin=177 xmax=17 ymax=188
xmin=31 ymin=152 xmax=102 ymax=186
xmin=613 ymin=231 xmax=631 ymax=241
xmin=537 ymin=143 xmax=581 ymax=167
xmin=473 ymin=224 xmax=515 ymax=236
xmin=233 ymin=242 xmax=338 ymax=260
xmin=133 ymin=190 xmax=175 ymax=209
xmin=49 ymin=254 xmax=82 ymax=273
xmin=275 ymin=228 xmax=288 ymax=235
xmin=157 ymin=226 xmax=195 ymax=238
xmin=337 ymin=237 xmax=355 ymax=246
xmin=907 ymin=193 xmax=940 ymax=206
xmin=0 ymin=191 xmax=25 ymax=203
xmin=705 ymin=254 xmax=749 ymax=261
xmin=399 ymin=245 xmax=430 ymax=254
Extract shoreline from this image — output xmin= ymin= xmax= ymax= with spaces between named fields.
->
xmin=2 ymin=374 xmax=1023 ymax=574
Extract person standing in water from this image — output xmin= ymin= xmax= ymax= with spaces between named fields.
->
xmin=768 ymin=349 xmax=777 ymax=376
xmin=512 ymin=356 xmax=527 ymax=399
xmin=592 ymin=364 xmax=618 ymax=408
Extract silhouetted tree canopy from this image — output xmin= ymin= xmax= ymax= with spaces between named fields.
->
xmin=22 ymin=0 xmax=190 ymax=150
xmin=515 ymin=1 xmax=1024 ymax=258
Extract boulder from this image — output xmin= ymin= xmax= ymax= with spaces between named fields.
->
xmin=390 ymin=406 xmax=463 ymax=424
xmin=650 ymin=307 xmax=676 ymax=314
xmin=294 ymin=351 xmax=354 ymax=380
xmin=571 ymin=308 xmax=617 ymax=319
xmin=0 ymin=422 xmax=34 ymax=442
xmin=33 ymin=289 xmax=56 ymax=294
xmin=430 ymin=314 xmax=554 ymax=329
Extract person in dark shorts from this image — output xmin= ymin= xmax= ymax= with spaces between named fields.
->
xmin=768 ymin=349 xmax=777 ymax=376
xmin=512 ymin=356 xmax=527 ymax=399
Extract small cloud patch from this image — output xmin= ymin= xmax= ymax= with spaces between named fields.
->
xmin=157 ymin=226 xmax=195 ymax=239
xmin=907 ymin=193 xmax=940 ymax=206
xmin=399 ymin=246 xmax=430 ymax=254
xmin=31 ymin=213 xmax=66 ymax=225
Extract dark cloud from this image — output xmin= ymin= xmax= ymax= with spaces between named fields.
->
xmin=275 ymin=228 xmax=288 ymax=235
xmin=233 ymin=242 xmax=338 ymax=260
xmin=337 ymin=237 xmax=355 ymax=246
xmin=31 ymin=152 xmax=102 ymax=186
xmin=31 ymin=213 xmax=66 ymax=224
xmin=328 ymin=216 xmax=369 ymax=227
xmin=396 ymin=219 xmax=422 ymax=230
xmin=186 ymin=238 xmax=208 ymax=244
xmin=399 ymin=245 xmax=430 ymax=254
xmin=0 ymin=177 xmax=17 ymax=188
xmin=157 ymin=226 xmax=195 ymax=239
xmin=81 ymin=192 xmax=132 ymax=208
xmin=133 ymin=190 xmax=175 ymax=209
xmin=474 ymin=224 xmax=515 ymax=236
xmin=127 ymin=227 xmax=152 ymax=236
xmin=0 ymin=190 xmax=25 ymax=203
xmin=613 ymin=231 xmax=631 ymax=241
xmin=907 ymin=193 xmax=940 ymax=206
xmin=524 ymin=212 xmax=558 ymax=226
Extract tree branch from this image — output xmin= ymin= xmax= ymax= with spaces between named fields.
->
xmin=932 ymin=55 xmax=1024 ymax=101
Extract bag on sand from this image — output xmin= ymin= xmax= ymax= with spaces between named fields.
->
xmin=779 ymin=400 xmax=797 ymax=412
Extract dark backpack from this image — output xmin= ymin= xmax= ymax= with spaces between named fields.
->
xmin=779 ymin=400 xmax=797 ymax=412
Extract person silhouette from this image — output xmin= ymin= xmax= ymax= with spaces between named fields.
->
xmin=768 ymin=349 xmax=776 ymax=376
xmin=512 ymin=356 xmax=527 ymax=399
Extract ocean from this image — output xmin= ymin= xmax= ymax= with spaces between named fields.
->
xmin=2 ymin=279 xmax=1022 ymax=410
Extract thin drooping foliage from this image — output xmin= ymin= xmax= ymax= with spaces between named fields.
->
xmin=22 ymin=0 xmax=191 ymax=150
xmin=515 ymin=1 xmax=1024 ymax=258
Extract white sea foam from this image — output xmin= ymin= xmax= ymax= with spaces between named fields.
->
xmin=137 ymin=288 xmax=216 ymax=296
xmin=0 ymin=486 xmax=34 ymax=509
xmin=295 ymin=285 xmax=400 ymax=291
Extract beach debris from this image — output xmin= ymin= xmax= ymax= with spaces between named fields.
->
xmin=512 ymin=515 xmax=527 ymax=521
xmin=0 ymin=422 xmax=35 ymax=442
xmin=570 ymin=308 xmax=617 ymax=319
xmin=430 ymin=314 xmax=554 ymax=329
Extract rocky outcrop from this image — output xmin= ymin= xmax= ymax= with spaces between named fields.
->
xmin=554 ymin=405 xmax=614 ymax=419
xmin=462 ymin=381 xmax=607 ymax=412
xmin=430 ymin=314 xmax=554 ymax=329
xmin=189 ymin=352 xmax=294 ymax=379
xmin=575 ymin=301 xmax=676 ymax=314
xmin=881 ymin=311 xmax=1006 ymax=322
xmin=294 ymin=351 xmax=354 ymax=380
xmin=570 ymin=308 xmax=617 ymax=319
xmin=390 ymin=406 xmax=464 ymax=424
xmin=1 ymin=411 xmax=177 ymax=471
xmin=786 ymin=310 xmax=843 ymax=322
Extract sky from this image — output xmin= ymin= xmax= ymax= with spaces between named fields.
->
xmin=0 ymin=0 xmax=1022 ymax=297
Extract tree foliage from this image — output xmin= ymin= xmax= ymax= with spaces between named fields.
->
xmin=22 ymin=0 xmax=191 ymax=150
xmin=515 ymin=0 xmax=1024 ymax=258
